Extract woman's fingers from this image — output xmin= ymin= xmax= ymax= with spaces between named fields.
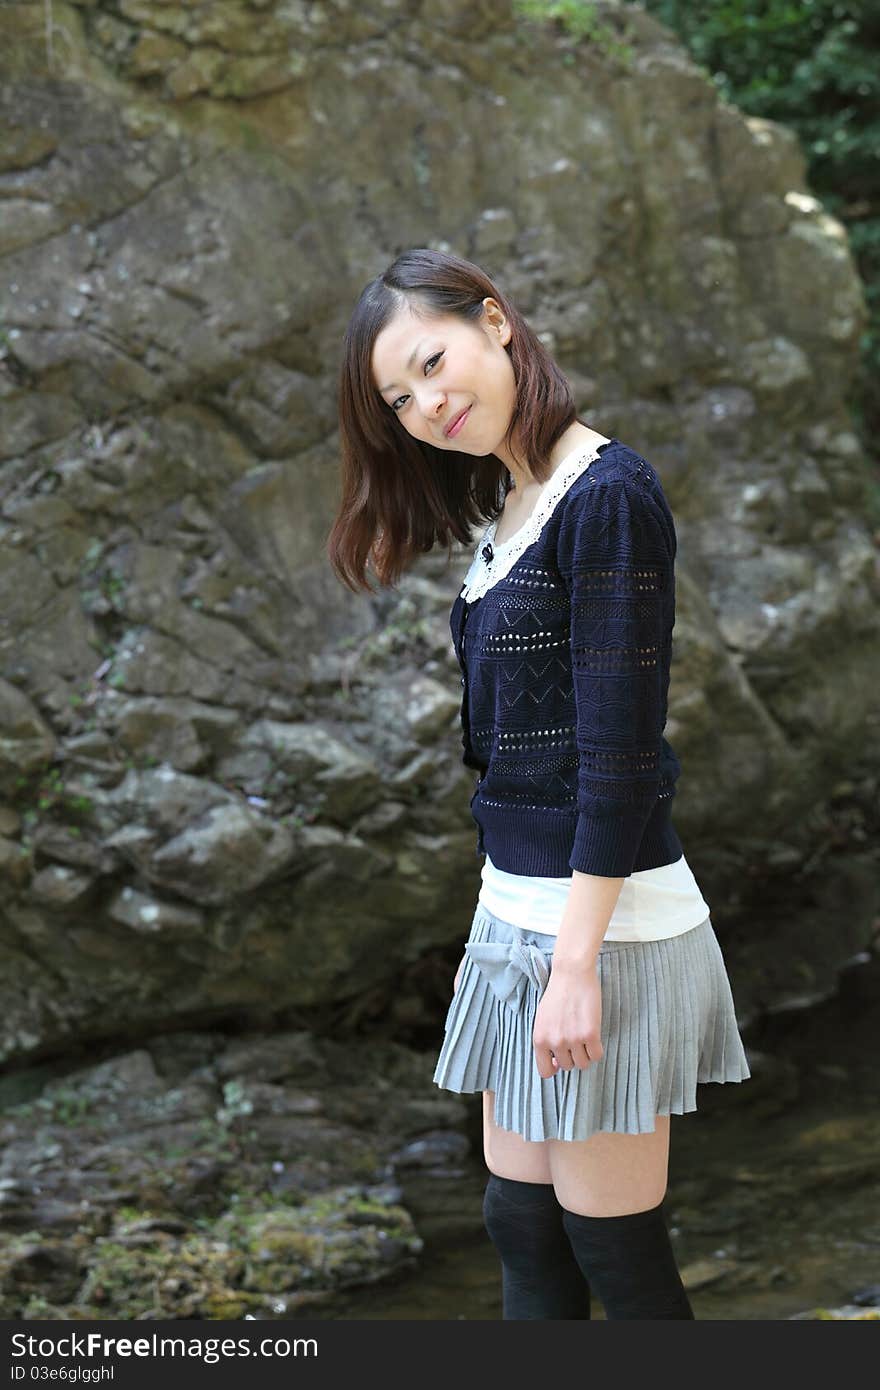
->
xmin=554 ymin=1042 xmax=592 ymax=1070
xmin=534 ymin=1039 xmax=600 ymax=1075
xmin=533 ymin=970 xmax=603 ymax=1076
xmin=568 ymin=1042 xmax=593 ymax=1069
xmin=534 ymin=1042 xmax=557 ymax=1079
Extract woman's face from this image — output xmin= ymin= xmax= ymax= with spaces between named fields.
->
xmin=371 ymin=298 xmax=516 ymax=459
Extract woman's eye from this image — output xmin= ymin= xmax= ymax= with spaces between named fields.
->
xmin=391 ymin=352 xmax=443 ymax=412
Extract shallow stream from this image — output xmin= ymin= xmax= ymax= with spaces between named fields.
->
xmin=290 ymin=979 xmax=880 ymax=1320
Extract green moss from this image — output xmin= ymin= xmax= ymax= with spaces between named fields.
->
xmin=77 ymin=1236 xmax=251 ymax=1319
xmin=512 ymin=0 xmax=636 ymax=64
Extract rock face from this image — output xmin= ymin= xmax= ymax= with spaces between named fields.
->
xmin=0 ymin=0 xmax=878 ymax=1062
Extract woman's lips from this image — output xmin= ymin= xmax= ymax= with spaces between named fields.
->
xmin=446 ymin=406 xmax=471 ymax=438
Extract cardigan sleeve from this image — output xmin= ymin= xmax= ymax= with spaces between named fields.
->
xmin=557 ymin=477 xmax=677 ymax=878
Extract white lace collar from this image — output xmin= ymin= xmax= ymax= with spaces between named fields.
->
xmin=459 ymin=437 xmax=617 ymax=601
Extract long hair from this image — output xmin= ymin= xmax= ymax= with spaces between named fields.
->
xmin=327 ymin=247 xmax=592 ymax=593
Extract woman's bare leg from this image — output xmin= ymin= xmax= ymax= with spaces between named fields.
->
xmin=480 ymin=1091 xmax=590 ymax=1319
xmin=482 ymin=1090 xmax=553 ymax=1181
xmin=546 ymin=1115 xmax=671 ymax=1216
xmin=546 ymin=1116 xmax=693 ymax=1318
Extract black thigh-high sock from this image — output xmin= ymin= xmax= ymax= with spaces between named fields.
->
xmin=482 ymin=1173 xmax=591 ymax=1320
xmin=560 ymin=1198 xmax=694 ymax=1319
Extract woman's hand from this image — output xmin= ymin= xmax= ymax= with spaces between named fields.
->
xmin=532 ymin=960 xmax=603 ymax=1080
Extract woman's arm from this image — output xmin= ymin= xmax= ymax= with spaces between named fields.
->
xmin=532 ymin=871 xmax=623 ymax=1078
xmin=553 ymin=869 xmax=625 ymax=969
xmin=533 ymin=475 xmax=675 ymax=1076
xmin=557 ymin=476 xmax=676 ymax=880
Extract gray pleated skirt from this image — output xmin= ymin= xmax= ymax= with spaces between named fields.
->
xmin=432 ymin=901 xmax=751 ymax=1143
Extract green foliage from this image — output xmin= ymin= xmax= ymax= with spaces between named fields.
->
xmin=638 ymin=0 xmax=880 ymax=438
xmin=516 ymin=2 xmax=879 ymax=439
xmin=217 ymin=1079 xmax=255 ymax=1127
xmin=34 ymin=1086 xmax=93 ymax=1127
xmin=513 ymin=0 xmax=636 ymax=62
xmin=12 ymin=763 xmax=94 ymax=847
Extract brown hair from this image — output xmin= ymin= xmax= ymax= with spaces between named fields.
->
xmin=327 ymin=247 xmax=590 ymax=593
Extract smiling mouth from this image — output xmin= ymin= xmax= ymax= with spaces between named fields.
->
xmin=445 ymin=406 xmax=470 ymax=438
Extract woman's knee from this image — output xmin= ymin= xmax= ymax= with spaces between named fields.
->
xmin=482 ymin=1091 xmax=553 ymax=1183
xmin=547 ymin=1115 xmax=671 ymax=1216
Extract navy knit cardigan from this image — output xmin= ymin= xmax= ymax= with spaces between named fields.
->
xmin=451 ymin=440 xmax=684 ymax=878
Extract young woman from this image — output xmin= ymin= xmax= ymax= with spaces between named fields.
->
xmin=329 ymin=247 xmax=751 ymax=1320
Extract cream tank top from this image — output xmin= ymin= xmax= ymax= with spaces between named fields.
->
xmin=478 ymin=852 xmax=711 ymax=942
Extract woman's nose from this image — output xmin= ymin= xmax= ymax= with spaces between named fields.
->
xmin=416 ymin=388 xmax=446 ymax=420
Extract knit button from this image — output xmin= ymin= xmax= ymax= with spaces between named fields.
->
xmin=460 ymin=677 xmax=465 ymax=686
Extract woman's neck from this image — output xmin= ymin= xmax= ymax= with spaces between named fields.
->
xmin=504 ymin=422 xmax=605 ymax=494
